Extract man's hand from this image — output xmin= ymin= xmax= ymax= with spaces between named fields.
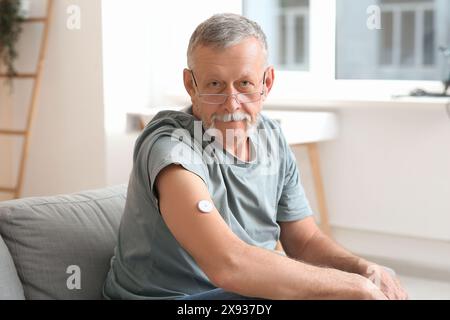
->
xmin=362 ymin=264 xmax=409 ymax=300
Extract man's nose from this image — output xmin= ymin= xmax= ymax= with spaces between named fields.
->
xmin=223 ymin=93 xmax=241 ymax=113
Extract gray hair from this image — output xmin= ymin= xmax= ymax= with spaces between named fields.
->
xmin=187 ymin=13 xmax=268 ymax=69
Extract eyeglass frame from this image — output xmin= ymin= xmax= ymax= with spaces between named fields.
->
xmin=189 ymin=69 xmax=267 ymax=105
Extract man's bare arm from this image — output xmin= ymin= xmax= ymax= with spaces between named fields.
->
xmin=279 ymin=217 xmax=408 ymax=299
xmin=156 ymin=165 xmax=386 ymax=299
xmin=279 ymin=217 xmax=369 ymax=273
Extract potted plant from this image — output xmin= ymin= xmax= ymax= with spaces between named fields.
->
xmin=0 ymin=0 xmax=27 ymax=87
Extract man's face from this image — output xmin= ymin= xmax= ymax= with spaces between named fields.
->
xmin=184 ymin=37 xmax=274 ymax=137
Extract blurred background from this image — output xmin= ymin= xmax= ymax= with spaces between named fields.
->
xmin=0 ymin=0 xmax=449 ymax=299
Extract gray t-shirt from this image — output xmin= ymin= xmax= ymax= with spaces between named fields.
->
xmin=103 ymin=107 xmax=313 ymax=299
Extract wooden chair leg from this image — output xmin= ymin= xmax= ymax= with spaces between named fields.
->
xmin=306 ymin=143 xmax=332 ymax=237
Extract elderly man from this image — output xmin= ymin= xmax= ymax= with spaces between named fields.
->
xmin=103 ymin=13 xmax=407 ymax=300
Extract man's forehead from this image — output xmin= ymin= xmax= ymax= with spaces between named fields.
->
xmin=197 ymin=69 xmax=261 ymax=80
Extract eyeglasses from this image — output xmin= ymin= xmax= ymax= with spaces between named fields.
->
xmin=190 ymin=70 xmax=266 ymax=105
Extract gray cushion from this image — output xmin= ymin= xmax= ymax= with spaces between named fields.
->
xmin=0 ymin=234 xmax=25 ymax=299
xmin=0 ymin=185 xmax=126 ymax=300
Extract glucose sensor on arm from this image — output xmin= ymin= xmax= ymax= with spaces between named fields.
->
xmin=197 ymin=200 xmax=213 ymax=213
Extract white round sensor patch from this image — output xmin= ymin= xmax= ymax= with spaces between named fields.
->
xmin=197 ymin=200 xmax=213 ymax=213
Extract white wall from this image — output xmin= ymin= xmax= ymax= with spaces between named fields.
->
xmin=319 ymin=105 xmax=450 ymax=241
xmin=1 ymin=0 xmax=106 ymax=197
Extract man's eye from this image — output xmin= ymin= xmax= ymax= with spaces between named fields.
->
xmin=240 ymin=81 xmax=253 ymax=87
xmin=208 ymin=81 xmax=221 ymax=87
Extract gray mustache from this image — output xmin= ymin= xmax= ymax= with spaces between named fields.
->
xmin=211 ymin=112 xmax=252 ymax=122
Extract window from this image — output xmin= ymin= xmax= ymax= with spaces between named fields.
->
xmin=378 ymin=0 xmax=435 ymax=67
xmin=336 ymin=0 xmax=450 ymax=81
xmin=243 ymin=0 xmax=310 ymax=70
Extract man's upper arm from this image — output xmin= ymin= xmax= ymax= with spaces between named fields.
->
xmin=155 ymin=164 xmax=243 ymax=285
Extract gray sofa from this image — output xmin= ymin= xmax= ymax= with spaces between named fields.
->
xmin=0 ymin=185 xmax=127 ymax=300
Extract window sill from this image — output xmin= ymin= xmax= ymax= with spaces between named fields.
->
xmin=263 ymin=95 xmax=450 ymax=111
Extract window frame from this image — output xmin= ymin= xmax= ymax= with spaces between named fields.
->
xmin=377 ymin=2 xmax=436 ymax=73
xmin=277 ymin=5 xmax=310 ymax=70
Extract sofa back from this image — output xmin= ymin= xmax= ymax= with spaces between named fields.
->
xmin=0 ymin=185 xmax=127 ymax=300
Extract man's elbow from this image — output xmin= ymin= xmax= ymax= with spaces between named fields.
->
xmin=201 ymin=245 xmax=245 ymax=292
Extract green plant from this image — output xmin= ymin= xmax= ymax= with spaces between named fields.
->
xmin=0 ymin=0 xmax=25 ymax=87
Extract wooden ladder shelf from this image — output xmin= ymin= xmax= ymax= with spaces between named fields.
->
xmin=0 ymin=0 xmax=53 ymax=199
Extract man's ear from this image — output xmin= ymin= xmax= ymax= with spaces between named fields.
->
xmin=263 ymin=66 xmax=275 ymax=98
xmin=183 ymin=68 xmax=196 ymax=97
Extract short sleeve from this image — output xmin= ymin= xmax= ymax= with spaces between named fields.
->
xmin=147 ymin=135 xmax=208 ymax=203
xmin=276 ymin=146 xmax=314 ymax=222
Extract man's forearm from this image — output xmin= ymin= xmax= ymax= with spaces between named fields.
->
xmin=289 ymin=230 xmax=372 ymax=276
xmin=219 ymin=243 xmax=378 ymax=300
